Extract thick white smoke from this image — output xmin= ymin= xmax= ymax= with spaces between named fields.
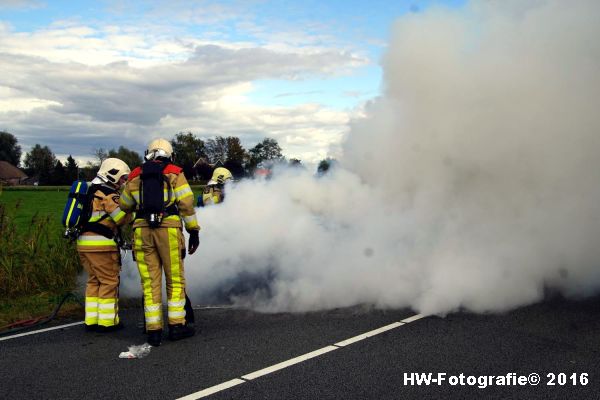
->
xmin=124 ymin=0 xmax=600 ymax=315
xmin=340 ymin=0 xmax=600 ymax=314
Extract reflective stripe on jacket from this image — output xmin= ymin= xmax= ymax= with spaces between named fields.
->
xmin=77 ymin=185 xmax=130 ymax=252
xmin=202 ymin=185 xmax=224 ymax=206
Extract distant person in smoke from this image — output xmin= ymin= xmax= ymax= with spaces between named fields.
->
xmin=120 ymin=138 xmax=200 ymax=347
xmin=197 ymin=167 xmax=233 ymax=207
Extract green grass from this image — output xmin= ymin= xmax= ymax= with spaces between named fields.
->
xmin=0 ymin=190 xmax=66 ymax=233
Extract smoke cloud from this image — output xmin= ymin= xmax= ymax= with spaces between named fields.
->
xmin=123 ymin=0 xmax=600 ymax=315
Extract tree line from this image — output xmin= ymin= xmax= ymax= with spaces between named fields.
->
xmin=1 ymin=131 xmax=335 ymax=185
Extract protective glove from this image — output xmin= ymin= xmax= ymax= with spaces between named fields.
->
xmin=188 ymin=230 xmax=200 ymax=255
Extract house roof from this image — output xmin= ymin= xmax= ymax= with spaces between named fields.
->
xmin=0 ymin=161 xmax=28 ymax=180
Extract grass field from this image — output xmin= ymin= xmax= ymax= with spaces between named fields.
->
xmin=0 ymin=189 xmax=66 ymax=233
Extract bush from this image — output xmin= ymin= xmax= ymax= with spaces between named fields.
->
xmin=0 ymin=202 xmax=81 ymax=297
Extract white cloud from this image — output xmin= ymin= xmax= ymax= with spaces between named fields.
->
xmin=0 ymin=86 xmax=61 ymax=112
xmin=0 ymin=23 xmax=193 ymax=66
xmin=0 ymin=19 xmax=368 ymax=162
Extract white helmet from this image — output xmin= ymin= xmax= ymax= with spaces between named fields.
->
xmin=208 ymin=167 xmax=233 ymax=185
xmin=145 ymin=138 xmax=173 ymax=161
xmin=97 ymin=158 xmax=130 ymax=185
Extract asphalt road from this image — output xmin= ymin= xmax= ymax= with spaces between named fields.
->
xmin=1 ymin=296 xmax=599 ymax=399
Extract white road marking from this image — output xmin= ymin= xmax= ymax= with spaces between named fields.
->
xmin=177 ymin=313 xmax=427 ymax=400
xmin=0 ymin=321 xmax=84 ymax=342
xmin=242 ymin=346 xmax=339 ymax=380
xmin=192 ymin=305 xmax=236 ymax=310
xmin=334 ymin=322 xmax=404 ymax=347
xmin=176 ymin=379 xmax=246 ymax=400
xmin=401 ymin=314 xmax=426 ymax=323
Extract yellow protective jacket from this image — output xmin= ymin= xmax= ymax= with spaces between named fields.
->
xmin=119 ymin=162 xmax=200 ymax=232
xmin=77 ymin=183 xmax=130 ymax=252
xmin=201 ymin=184 xmax=224 ymax=206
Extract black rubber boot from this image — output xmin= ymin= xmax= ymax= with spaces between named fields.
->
xmin=168 ymin=323 xmax=195 ymax=341
xmin=147 ymin=329 xmax=162 ymax=347
xmin=84 ymin=324 xmax=97 ymax=332
xmin=184 ymin=295 xmax=195 ymax=324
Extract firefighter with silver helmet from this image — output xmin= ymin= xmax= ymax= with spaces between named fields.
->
xmin=120 ymin=138 xmax=199 ymax=346
xmin=78 ymin=157 xmax=131 ymax=332
xmin=198 ymin=167 xmax=233 ymax=207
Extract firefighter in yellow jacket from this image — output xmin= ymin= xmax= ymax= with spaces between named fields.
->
xmin=120 ymin=138 xmax=200 ymax=346
xmin=198 ymin=167 xmax=232 ymax=207
xmin=78 ymin=158 xmax=131 ymax=332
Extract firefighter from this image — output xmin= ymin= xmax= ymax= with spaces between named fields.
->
xmin=78 ymin=158 xmax=131 ymax=333
xmin=120 ymin=138 xmax=200 ymax=346
xmin=198 ymin=167 xmax=232 ymax=207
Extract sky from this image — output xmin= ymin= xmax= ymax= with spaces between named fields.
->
xmin=0 ymin=0 xmax=465 ymax=165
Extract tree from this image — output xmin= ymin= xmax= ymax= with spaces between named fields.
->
xmin=223 ymin=160 xmax=245 ymax=179
xmin=225 ymin=136 xmax=247 ymax=164
xmin=171 ymin=132 xmax=205 ymax=180
xmin=0 ymin=131 xmax=22 ymax=167
xmin=222 ymin=136 xmax=247 ymax=179
xmin=249 ymin=138 xmax=283 ymax=162
xmin=80 ymin=162 xmax=99 ymax=181
xmin=288 ymin=158 xmax=304 ymax=169
xmin=317 ymin=158 xmax=337 ymax=176
xmin=205 ymin=136 xmax=228 ymax=164
xmin=65 ymin=155 xmax=79 ymax=182
xmin=93 ymin=148 xmax=108 ymax=164
xmin=107 ymin=146 xmax=142 ymax=170
xmin=24 ymin=144 xmax=56 ymax=184
xmin=261 ymin=138 xmax=283 ymax=161
xmin=247 ymin=138 xmax=284 ymax=173
xmin=51 ymin=160 xmax=67 ymax=185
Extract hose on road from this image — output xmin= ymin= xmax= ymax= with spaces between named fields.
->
xmin=0 ymin=292 xmax=82 ymax=337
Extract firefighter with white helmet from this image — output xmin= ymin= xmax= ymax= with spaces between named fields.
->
xmin=78 ymin=157 xmax=131 ymax=332
xmin=120 ymin=138 xmax=199 ymax=346
xmin=198 ymin=167 xmax=233 ymax=207
xmin=144 ymin=138 xmax=174 ymax=161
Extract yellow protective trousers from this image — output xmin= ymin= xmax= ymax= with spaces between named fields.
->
xmin=78 ymin=251 xmax=121 ymax=327
xmin=133 ymin=226 xmax=187 ymax=331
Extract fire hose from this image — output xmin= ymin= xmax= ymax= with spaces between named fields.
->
xmin=0 ymin=292 xmax=83 ymax=337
